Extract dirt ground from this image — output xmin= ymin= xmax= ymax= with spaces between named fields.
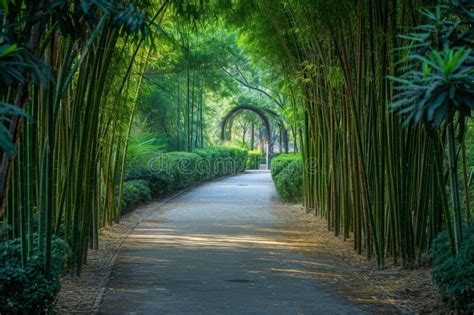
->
xmin=288 ymin=204 xmax=447 ymax=314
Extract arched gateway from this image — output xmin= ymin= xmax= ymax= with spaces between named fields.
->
xmin=220 ymin=104 xmax=287 ymax=169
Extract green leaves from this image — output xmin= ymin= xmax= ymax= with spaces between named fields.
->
xmin=0 ymin=235 xmax=69 ymax=313
xmin=112 ymin=3 xmax=147 ymax=35
xmin=390 ymin=0 xmax=474 ymax=129
xmin=0 ymin=44 xmax=21 ymax=58
xmin=390 ymin=46 xmax=474 ymax=127
xmin=0 ymin=43 xmax=48 ymax=86
xmin=428 ymin=224 xmax=474 ymax=312
xmin=0 ymin=0 xmax=14 ymax=14
xmin=0 ymin=102 xmax=28 ymax=155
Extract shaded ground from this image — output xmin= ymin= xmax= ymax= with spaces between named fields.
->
xmin=55 ymin=200 xmax=161 ymax=313
xmin=98 ymin=171 xmax=398 ymax=314
xmin=291 ymin=208 xmax=446 ymax=314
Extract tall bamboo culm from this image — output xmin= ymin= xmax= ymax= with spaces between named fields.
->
xmin=1 ymin=0 xmax=171 ymax=275
xmin=255 ymin=0 xmax=447 ymax=268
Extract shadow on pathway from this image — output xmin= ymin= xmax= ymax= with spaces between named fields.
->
xmin=99 ymin=171 xmax=397 ymax=314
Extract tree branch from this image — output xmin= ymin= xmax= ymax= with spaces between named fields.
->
xmin=220 ymin=66 xmax=284 ymax=109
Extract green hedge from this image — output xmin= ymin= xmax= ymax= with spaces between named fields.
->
xmin=121 ymin=180 xmax=152 ymax=210
xmin=270 ymin=154 xmax=303 ymax=202
xmin=270 ymin=153 xmax=301 ymax=178
xmin=120 ymin=147 xmax=247 ymax=212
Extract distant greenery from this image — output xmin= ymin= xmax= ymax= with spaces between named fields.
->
xmin=271 ymin=154 xmax=303 ymax=203
xmin=120 ymin=147 xmax=248 ymax=212
xmin=429 ymin=223 xmax=474 ymax=313
xmin=246 ymin=150 xmax=264 ymax=170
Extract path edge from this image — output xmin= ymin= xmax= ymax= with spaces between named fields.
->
xmin=286 ymin=205 xmax=412 ymax=314
xmin=90 ymin=172 xmax=244 ymax=313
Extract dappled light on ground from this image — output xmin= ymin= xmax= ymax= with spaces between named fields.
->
xmin=130 ymin=230 xmax=316 ymax=250
xmin=99 ymin=173 xmax=397 ymax=314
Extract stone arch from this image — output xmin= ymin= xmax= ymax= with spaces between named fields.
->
xmin=220 ymin=104 xmax=288 ymax=169
xmin=220 ymin=105 xmax=272 ymax=143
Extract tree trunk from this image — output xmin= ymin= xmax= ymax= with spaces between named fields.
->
xmin=250 ymin=123 xmax=255 ymax=150
xmin=200 ymin=85 xmax=204 ymax=147
xmin=447 ymin=119 xmax=463 ymax=253
xmin=190 ymin=68 xmax=196 ymax=151
xmin=177 ymin=73 xmax=181 ymax=151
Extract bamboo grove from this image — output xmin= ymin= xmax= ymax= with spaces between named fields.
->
xmin=0 ymin=0 xmax=281 ymax=280
xmin=0 ymin=0 xmax=472 ymax=291
xmin=169 ymin=31 xmax=213 ymax=152
xmin=0 ymin=0 xmax=173 ymax=275
xmin=226 ymin=0 xmax=473 ymax=268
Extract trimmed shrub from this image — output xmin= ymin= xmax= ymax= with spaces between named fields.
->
xmin=428 ymin=224 xmax=474 ymax=313
xmin=164 ymin=152 xmax=203 ymax=188
xmin=194 ymin=148 xmax=218 ymax=180
xmin=121 ymin=180 xmax=152 ymax=212
xmin=274 ymin=159 xmax=303 ymax=202
xmin=195 ymin=146 xmax=247 ymax=177
xmin=125 ymin=161 xmax=174 ymax=197
xmin=270 ymin=153 xmax=301 ymax=178
xmin=119 ymin=147 xmax=248 ymax=213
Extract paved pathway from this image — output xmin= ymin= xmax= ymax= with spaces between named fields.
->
xmin=99 ymin=171 xmax=380 ymax=314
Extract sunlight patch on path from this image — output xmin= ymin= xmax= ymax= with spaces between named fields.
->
xmin=99 ymin=172 xmax=395 ymax=314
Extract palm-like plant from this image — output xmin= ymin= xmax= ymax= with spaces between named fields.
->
xmin=391 ymin=47 xmax=473 ymax=127
xmin=0 ymin=42 xmax=45 ymax=155
xmin=390 ymin=0 xmax=474 ymax=253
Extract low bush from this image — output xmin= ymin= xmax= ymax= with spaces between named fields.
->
xmin=164 ymin=152 xmax=207 ymax=188
xmin=121 ymin=180 xmax=152 ymax=211
xmin=273 ymin=159 xmax=303 ymax=202
xmin=120 ymin=147 xmax=248 ymax=212
xmin=194 ymin=148 xmax=218 ymax=180
xmin=125 ymin=161 xmax=174 ymax=197
xmin=194 ymin=146 xmax=247 ymax=178
xmin=270 ymin=153 xmax=301 ymax=179
xmin=0 ymin=235 xmax=70 ymax=313
xmin=428 ymin=224 xmax=474 ymax=313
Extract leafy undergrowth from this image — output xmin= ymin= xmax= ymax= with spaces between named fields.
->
xmin=0 ymin=235 xmax=70 ymax=314
xmin=428 ymin=223 xmax=474 ymax=313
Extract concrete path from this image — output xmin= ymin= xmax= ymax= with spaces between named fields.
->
xmin=99 ymin=172 xmax=378 ymax=314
